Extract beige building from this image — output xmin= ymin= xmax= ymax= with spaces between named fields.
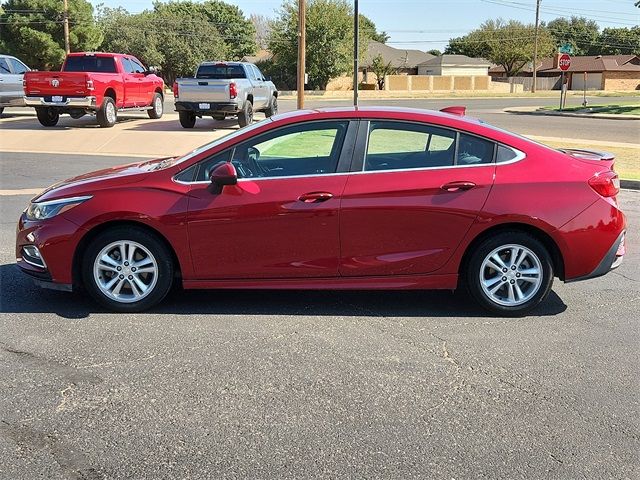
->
xmin=417 ymin=55 xmax=491 ymax=76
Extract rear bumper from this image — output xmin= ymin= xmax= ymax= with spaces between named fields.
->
xmin=24 ymin=96 xmax=97 ymax=108
xmin=565 ymin=230 xmax=625 ymax=283
xmin=0 ymin=95 xmax=26 ymax=107
xmin=175 ymin=101 xmax=238 ymax=115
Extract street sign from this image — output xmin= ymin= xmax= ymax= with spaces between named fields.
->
xmin=559 ymin=54 xmax=571 ymax=71
xmin=559 ymin=43 xmax=573 ymax=54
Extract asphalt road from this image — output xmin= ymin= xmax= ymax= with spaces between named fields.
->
xmin=0 ymin=146 xmax=639 ymax=477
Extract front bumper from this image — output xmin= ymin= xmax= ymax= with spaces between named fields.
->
xmin=566 ymin=230 xmax=625 ymax=283
xmin=24 ymin=96 xmax=97 ymax=108
xmin=175 ymin=101 xmax=238 ymax=115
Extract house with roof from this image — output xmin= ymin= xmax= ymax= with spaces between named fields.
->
xmin=489 ymin=54 xmax=640 ymax=91
xmin=362 ymin=40 xmax=435 ymax=75
xmin=417 ymin=55 xmax=491 ymax=76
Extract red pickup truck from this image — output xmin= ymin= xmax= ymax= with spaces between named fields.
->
xmin=24 ymin=52 xmax=165 ymax=128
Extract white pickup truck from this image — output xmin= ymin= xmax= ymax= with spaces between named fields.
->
xmin=173 ymin=61 xmax=278 ymax=128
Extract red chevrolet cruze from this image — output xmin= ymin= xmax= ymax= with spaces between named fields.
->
xmin=16 ymin=107 xmax=626 ymax=315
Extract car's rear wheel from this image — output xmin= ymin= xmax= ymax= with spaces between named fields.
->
xmin=466 ymin=231 xmax=554 ymax=316
xmin=97 ymin=97 xmax=117 ymax=128
xmin=36 ymin=107 xmax=59 ymax=127
xmin=238 ymin=100 xmax=253 ymax=127
xmin=147 ymin=93 xmax=163 ymax=119
xmin=0 ymin=107 xmax=4 ymax=117
xmin=82 ymin=227 xmax=174 ymax=312
xmin=179 ymin=111 xmax=196 ymax=128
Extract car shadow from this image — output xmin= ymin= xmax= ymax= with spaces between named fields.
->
xmin=0 ymin=264 xmax=567 ymax=320
xmin=126 ymin=117 xmax=241 ymax=132
xmin=0 ymin=115 xmax=144 ymax=130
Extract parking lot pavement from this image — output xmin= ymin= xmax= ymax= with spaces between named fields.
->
xmin=0 ymin=182 xmax=638 ymax=477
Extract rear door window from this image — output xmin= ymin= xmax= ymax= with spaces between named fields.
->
xmin=64 ymin=56 xmax=117 ymax=73
xmin=8 ymin=58 xmax=28 ymax=74
xmin=0 ymin=58 xmax=11 ymax=74
xmin=365 ymin=121 xmax=456 ymax=171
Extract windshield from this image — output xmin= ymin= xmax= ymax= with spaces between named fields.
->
xmin=173 ymin=119 xmax=272 ymax=166
xmin=64 ymin=56 xmax=117 ymax=73
xmin=196 ymin=64 xmax=246 ymax=79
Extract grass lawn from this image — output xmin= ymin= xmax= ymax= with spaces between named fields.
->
xmin=543 ymin=103 xmax=640 ymax=115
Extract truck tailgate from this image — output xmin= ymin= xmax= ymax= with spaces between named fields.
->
xmin=176 ymin=79 xmax=233 ymax=103
xmin=24 ymin=71 xmax=89 ymax=97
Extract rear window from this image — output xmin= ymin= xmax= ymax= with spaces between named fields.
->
xmin=196 ymin=64 xmax=246 ymax=79
xmin=64 ymin=56 xmax=117 ymax=73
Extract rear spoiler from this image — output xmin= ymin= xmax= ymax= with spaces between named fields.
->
xmin=558 ymin=148 xmax=615 ymax=169
xmin=440 ymin=106 xmax=466 ymax=116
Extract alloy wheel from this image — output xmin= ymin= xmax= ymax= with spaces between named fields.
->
xmin=479 ymin=244 xmax=543 ymax=307
xmin=93 ymin=240 xmax=158 ymax=303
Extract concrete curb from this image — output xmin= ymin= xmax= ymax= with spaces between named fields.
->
xmin=621 ymin=180 xmax=640 ymax=191
xmin=504 ymin=106 xmax=639 ymax=120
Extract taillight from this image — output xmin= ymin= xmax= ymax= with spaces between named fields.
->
xmin=173 ymin=81 xmax=179 ymax=98
xmin=588 ymin=171 xmax=620 ymax=198
xmin=86 ymin=79 xmax=94 ymax=91
xmin=229 ymin=82 xmax=237 ymax=99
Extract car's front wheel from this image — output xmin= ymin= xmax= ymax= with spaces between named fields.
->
xmin=466 ymin=231 xmax=554 ymax=316
xmin=147 ymin=92 xmax=163 ymax=119
xmin=82 ymin=227 xmax=174 ymax=312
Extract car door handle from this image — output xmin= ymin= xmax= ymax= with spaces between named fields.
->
xmin=441 ymin=181 xmax=476 ymax=192
xmin=298 ymin=192 xmax=334 ymax=203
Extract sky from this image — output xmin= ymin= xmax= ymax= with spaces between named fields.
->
xmin=91 ymin=0 xmax=639 ymax=52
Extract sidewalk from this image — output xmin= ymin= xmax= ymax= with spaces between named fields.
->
xmin=504 ymin=105 xmax=639 ymax=120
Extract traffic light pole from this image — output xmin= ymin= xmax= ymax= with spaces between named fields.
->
xmin=353 ymin=0 xmax=359 ymax=106
xmin=297 ymin=0 xmax=306 ymax=109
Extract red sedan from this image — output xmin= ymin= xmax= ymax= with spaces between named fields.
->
xmin=16 ymin=107 xmax=626 ymax=315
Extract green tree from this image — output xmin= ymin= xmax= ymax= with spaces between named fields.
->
xmin=152 ymin=1 xmax=257 ymax=60
xmin=369 ymin=53 xmax=396 ymax=90
xmin=598 ymin=26 xmax=640 ymax=55
xmin=445 ymin=19 xmax=556 ymax=76
xmin=98 ymin=6 xmax=227 ymax=85
xmin=359 ymin=14 xmax=388 ymax=43
xmin=546 ymin=16 xmax=600 ymax=56
xmin=427 ymin=49 xmax=442 ymax=56
xmin=269 ymin=0 xmax=371 ymax=90
xmin=0 ymin=0 xmax=103 ymax=70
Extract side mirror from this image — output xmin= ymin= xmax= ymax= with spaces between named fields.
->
xmin=209 ymin=162 xmax=237 ymax=194
xmin=145 ymin=66 xmax=159 ymax=75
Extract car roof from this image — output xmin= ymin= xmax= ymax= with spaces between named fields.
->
xmin=270 ymin=106 xmax=526 ymax=147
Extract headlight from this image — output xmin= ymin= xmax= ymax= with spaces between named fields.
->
xmin=25 ymin=195 xmax=92 ymax=221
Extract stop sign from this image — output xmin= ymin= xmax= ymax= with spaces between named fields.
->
xmin=559 ymin=54 xmax=571 ymax=71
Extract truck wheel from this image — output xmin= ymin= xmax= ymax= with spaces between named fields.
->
xmin=147 ymin=93 xmax=163 ymax=119
xmin=238 ymin=101 xmax=253 ymax=128
xmin=97 ymin=97 xmax=117 ymax=128
xmin=0 ymin=107 xmax=4 ymax=117
xmin=179 ymin=111 xmax=196 ymax=128
xmin=36 ymin=107 xmax=60 ymax=127
xmin=264 ymin=96 xmax=278 ymax=117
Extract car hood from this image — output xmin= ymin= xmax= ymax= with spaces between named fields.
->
xmin=33 ymin=157 xmax=174 ymax=202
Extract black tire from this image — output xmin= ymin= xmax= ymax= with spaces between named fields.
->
xmin=264 ymin=95 xmax=278 ymax=117
xmin=36 ymin=107 xmax=60 ymax=127
xmin=147 ymin=92 xmax=163 ymax=119
xmin=0 ymin=107 xmax=4 ymax=117
xmin=96 ymin=96 xmax=117 ymax=128
xmin=237 ymin=100 xmax=253 ymax=128
xmin=465 ymin=231 xmax=554 ymax=317
xmin=81 ymin=226 xmax=174 ymax=312
xmin=179 ymin=110 xmax=196 ymax=128
xmin=212 ymin=113 xmax=226 ymax=121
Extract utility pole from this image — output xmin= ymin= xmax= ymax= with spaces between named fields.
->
xmin=297 ymin=0 xmax=306 ymax=109
xmin=63 ymin=0 xmax=70 ymax=54
xmin=353 ymin=0 xmax=359 ymax=106
xmin=531 ymin=0 xmax=541 ymax=93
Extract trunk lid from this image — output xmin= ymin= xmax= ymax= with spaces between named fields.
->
xmin=558 ymin=148 xmax=616 ymax=171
